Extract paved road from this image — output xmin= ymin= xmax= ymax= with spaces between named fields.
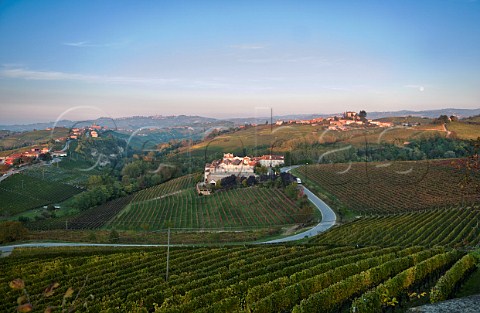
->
xmin=263 ymin=165 xmax=337 ymax=243
xmin=60 ymin=139 xmax=70 ymax=152
xmin=0 ymin=165 xmax=30 ymax=183
xmin=263 ymin=185 xmax=337 ymax=243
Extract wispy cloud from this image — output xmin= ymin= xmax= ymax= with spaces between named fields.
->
xmin=229 ymin=44 xmax=266 ymax=50
xmin=0 ymin=67 xmax=178 ymax=85
xmin=404 ymin=84 xmax=426 ymax=92
xmin=63 ymin=41 xmax=90 ymax=47
xmin=0 ymin=67 xmax=248 ymax=90
xmin=238 ymin=56 xmax=333 ymax=66
xmin=62 ymin=40 xmax=127 ymax=48
xmin=0 ymin=67 xmax=294 ymax=92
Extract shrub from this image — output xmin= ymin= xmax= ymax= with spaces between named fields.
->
xmin=0 ymin=221 xmax=28 ymax=243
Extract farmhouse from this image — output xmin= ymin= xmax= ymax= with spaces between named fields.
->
xmin=4 ymin=153 xmax=23 ymax=165
xmin=204 ymin=153 xmax=285 ymax=184
xmin=344 ymin=111 xmax=358 ymax=120
xmin=52 ymin=151 xmax=67 ymax=157
xmin=369 ymin=121 xmax=394 ymax=128
xmin=204 ymin=153 xmax=256 ymax=184
xmin=256 ymin=154 xmax=285 ymax=167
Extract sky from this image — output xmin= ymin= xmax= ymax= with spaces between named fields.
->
xmin=0 ymin=0 xmax=479 ymax=124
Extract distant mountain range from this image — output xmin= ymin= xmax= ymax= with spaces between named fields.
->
xmin=0 ymin=115 xmax=231 ymax=132
xmin=365 ymin=108 xmax=480 ymax=119
xmin=1 ymin=108 xmax=479 ymax=132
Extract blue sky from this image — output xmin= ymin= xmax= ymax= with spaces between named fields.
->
xmin=0 ymin=0 xmax=479 ymax=123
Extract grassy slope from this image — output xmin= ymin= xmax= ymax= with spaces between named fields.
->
xmin=184 ymin=123 xmax=448 ymax=161
xmin=375 ymin=116 xmax=434 ymax=123
xmin=446 ymin=122 xmax=480 ymax=140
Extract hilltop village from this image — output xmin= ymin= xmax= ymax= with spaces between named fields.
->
xmin=271 ymin=111 xmax=394 ymax=130
xmin=0 ymin=124 xmax=105 ymax=169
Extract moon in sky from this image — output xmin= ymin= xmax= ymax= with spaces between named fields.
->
xmin=419 ymin=86 xmax=425 ymax=92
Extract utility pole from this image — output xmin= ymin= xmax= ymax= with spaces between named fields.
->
xmin=270 ymin=107 xmax=273 ymax=133
xmin=305 ymin=163 xmax=308 ymax=182
xmin=166 ymin=227 xmax=171 ymax=282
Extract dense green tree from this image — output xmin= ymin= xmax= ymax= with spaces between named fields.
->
xmin=0 ymin=221 xmax=28 ymax=243
xmin=358 ymin=110 xmax=367 ymax=122
xmin=434 ymin=115 xmax=451 ymax=124
xmin=285 ymin=182 xmax=299 ymax=199
xmin=109 ymin=229 xmax=120 ymax=243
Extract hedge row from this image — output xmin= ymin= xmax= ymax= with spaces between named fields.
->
xmin=289 ymin=248 xmax=443 ymax=313
xmin=430 ymin=254 xmax=477 ymax=303
xmin=350 ymin=250 xmax=462 ymax=312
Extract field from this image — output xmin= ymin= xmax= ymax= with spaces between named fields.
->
xmin=191 ymin=124 xmax=446 ymax=158
xmin=2 ymin=245 xmax=475 ymax=313
xmin=0 ymin=174 xmax=82 ymax=217
xmin=293 ymin=160 xmax=480 ymax=214
xmin=375 ymin=116 xmax=434 ymax=125
xmin=23 ymin=228 xmax=276 ymax=245
xmin=23 ymin=174 xmax=314 ymax=232
xmin=311 ymin=207 xmax=480 ymax=248
xmin=25 ymin=196 xmax=134 ymax=230
xmin=446 ymin=122 xmax=480 ymax=140
xmin=461 ymin=115 xmax=480 ymax=124
xmin=23 ymin=175 xmax=196 ymax=231
xmin=110 ymin=187 xmax=311 ymax=230
xmin=176 ymin=123 xmax=451 ymax=172
xmin=22 ymin=158 xmax=104 ymax=186
xmin=130 ymin=174 xmax=197 ymax=201
xmin=186 ymin=123 xmax=449 ymax=156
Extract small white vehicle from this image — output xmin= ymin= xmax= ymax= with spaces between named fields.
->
xmin=296 ymin=178 xmax=302 ymax=184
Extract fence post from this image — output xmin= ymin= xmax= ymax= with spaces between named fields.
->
xmin=166 ymin=228 xmax=170 ymax=281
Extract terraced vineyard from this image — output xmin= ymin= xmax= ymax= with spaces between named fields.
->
xmin=294 ymin=160 xmax=480 ymax=214
xmin=23 ymin=176 xmax=195 ymax=231
xmin=1 ymin=245 xmax=472 ymax=313
xmin=0 ymin=174 xmax=82 ymax=216
xmin=110 ymin=186 xmax=310 ymax=230
xmin=130 ymin=174 xmax=197 ymax=202
xmin=311 ymin=207 xmax=480 ymax=248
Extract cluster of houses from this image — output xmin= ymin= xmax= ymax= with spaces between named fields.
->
xmin=274 ymin=111 xmax=394 ymax=130
xmin=69 ymin=124 xmax=102 ymax=139
xmin=1 ymin=146 xmax=67 ymax=166
xmin=1 ymin=123 xmax=105 ymax=168
xmin=203 ymin=153 xmax=285 ymax=185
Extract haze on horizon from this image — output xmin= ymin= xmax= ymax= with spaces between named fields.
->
xmin=0 ymin=0 xmax=479 ymax=124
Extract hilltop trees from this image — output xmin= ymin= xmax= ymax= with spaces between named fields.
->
xmin=434 ymin=115 xmax=451 ymax=124
xmin=358 ymin=110 xmax=367 ymax=122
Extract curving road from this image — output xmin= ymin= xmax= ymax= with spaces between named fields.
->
xmin=262 ymin=165 xmax=337 ymax=243
xmin=1 ymin=165 xmax=337 ymax=255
